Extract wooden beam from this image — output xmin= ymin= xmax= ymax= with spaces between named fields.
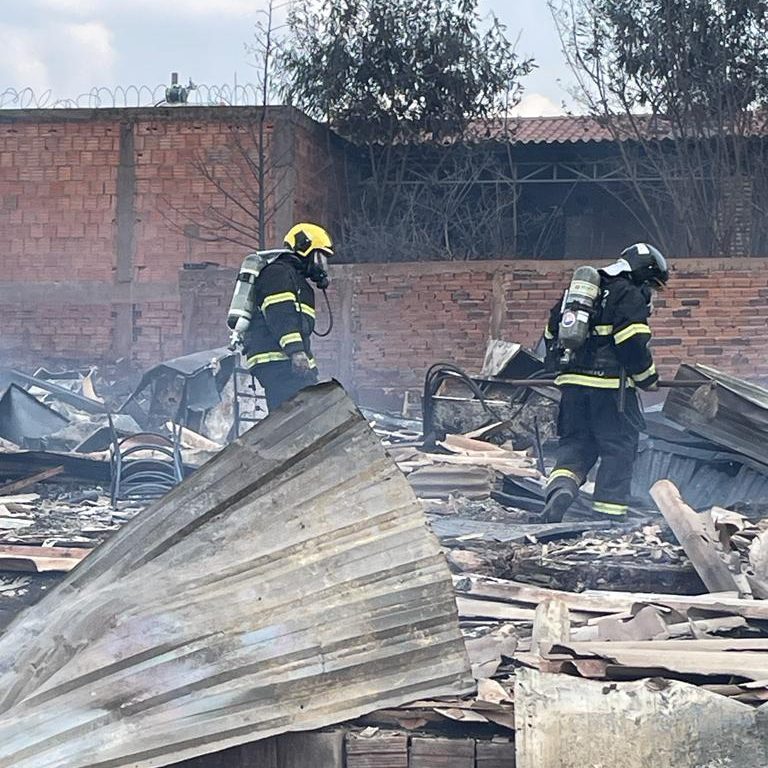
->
xmin=532 ymin=598 xmax=570 ymax=654
xmin=0 ymin=544 xmax=89 ymax=573
xmin=651 ymin=480 xmax=741 ymax=593
xmin=0 ymin=466 xmax=63 ymax=496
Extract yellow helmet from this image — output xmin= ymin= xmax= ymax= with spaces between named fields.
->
xmin=283 ymin=223 xmax=334 ymax=258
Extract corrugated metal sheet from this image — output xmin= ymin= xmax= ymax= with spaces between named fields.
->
xmin=632 ymin=439 xmax=768 ymax=510
xmin=0 ymin=382 xmax=473 ymax=768
xmin=408 ymin=464 xmax=496 ymax=499
xmin=664 ymin=364 xmax=768 ymax=466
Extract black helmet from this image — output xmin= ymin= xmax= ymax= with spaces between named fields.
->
xmin=620 ymin=243 xmax=669 ymax=288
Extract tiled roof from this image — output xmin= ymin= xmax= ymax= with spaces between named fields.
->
xmin=388 ymin=113 xmax=768 ymax=146
xmin=511 ymin=115 xmax=615 ymax=144
xmin=473 ymin=115 xmax=616 ymax=144
xmin=478 ymin=113 xmax=768 ymax=144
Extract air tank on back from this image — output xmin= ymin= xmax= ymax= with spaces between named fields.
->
xmin=227 ymin=250 xmax=286 ymax=333
xmin=558 ymin=265 xmax=602 ymax=364
xmin=226 ymin=250 xmax=286 ymax=349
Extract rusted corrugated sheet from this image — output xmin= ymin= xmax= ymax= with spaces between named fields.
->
xmin=0 ymin=382 xmax=473 ymax=768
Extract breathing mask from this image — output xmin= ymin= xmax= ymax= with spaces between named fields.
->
xmin=306 ymin=250 xmax=330 ymax=290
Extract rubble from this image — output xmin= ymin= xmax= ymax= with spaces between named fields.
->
xmin=500 ymin=524 xmax=704 ymax=593
xmin=0 ymin=382 xmax=473 ymax=768
xmin=651 ymin=479 xmax=744 ymax=593
xmin=0 ymin=357 xmax=767 ymax=766
xmin=119 ymin=347 xmax=236 ymax=433
xmin=421 ymin=343 xmax=559 ymax=453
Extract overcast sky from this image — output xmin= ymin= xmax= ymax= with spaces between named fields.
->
xmin=0 ymin=0 xmax=574 ymax=115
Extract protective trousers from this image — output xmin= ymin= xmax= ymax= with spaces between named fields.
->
xmin=252 ymin=360 xmax=319 ymax=412
xmin=548 ymin=385 xmax=644 ymax=516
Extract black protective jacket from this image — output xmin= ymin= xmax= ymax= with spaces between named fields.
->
xmin=242 ymin=253 xmax=316 ymax=368
xmin=544 ymin=273 xmax=658 ymax=390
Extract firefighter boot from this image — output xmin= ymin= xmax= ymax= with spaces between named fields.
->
xmin=541 ymin=476 xmax=579 ymax=523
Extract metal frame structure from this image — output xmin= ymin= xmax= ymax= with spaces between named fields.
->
xmin=108 ymin=416 xmax=184 ymax=505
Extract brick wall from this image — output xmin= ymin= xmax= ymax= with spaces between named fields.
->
xmin=2 ymin=106 xmax=767 ymax=390
xmin=180 ymin=258 xmax=768 ymax=408
xmin=0 ymin=106 xmax=344 ymax=371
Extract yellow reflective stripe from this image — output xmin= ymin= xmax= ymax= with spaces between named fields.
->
xmin=247 ymin=351 xmax=317 ymax=368
xmin=548 ymin=468 xmax=581 ymax=485
xmin=593 ymin=324 xmax=613 ymax=336
xmin=555 ymin=373 xmax=635 ymax=389
xmin=633 ymin=363 xmax=657 ymax=383
xmin=279 ymin=332 xmax=303 ymax=348
xmin=614 ymin=323 xmax=651 ymax=344
xmin=300 ymin=303 xmax=316 ymax=318
xmin=592 ymin=501 xmax=628 ymax=516
xmin=247 ymin=351 xmax=289 ymax=365
xmin=544 ymin=327 xmax=554 ymax=340
xmin=260 ymin=291 xmax=297 ymax=312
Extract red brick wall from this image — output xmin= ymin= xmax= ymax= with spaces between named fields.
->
xmin=0 ymin=107 xmax=343 ymax=371
xmin=180 ymin=258 xmax=768 ymax=408
xmin=1 ymin=106 xmax=766 ymax=392
xmin=0 ymin=117 xmax=118 ymax=281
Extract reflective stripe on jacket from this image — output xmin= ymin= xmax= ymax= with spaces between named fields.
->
xmin=242 ymin=255 xmax=316 ymax=367
xmin=545 ymin=274 xmax=658 ymax=390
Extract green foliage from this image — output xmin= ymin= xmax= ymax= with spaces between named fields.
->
xmin=558 ymin=0 xmax=768 ymax=119
xmin=280 ymin=0 xmax=533 ymax=143
xmin=553 ymin=0 xmax=768 ymax=256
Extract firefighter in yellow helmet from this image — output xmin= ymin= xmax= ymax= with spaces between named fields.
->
xmin=226 ymin=223 xmax=334 ymax=411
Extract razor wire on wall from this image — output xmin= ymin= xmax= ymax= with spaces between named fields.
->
xmin=0 ymin=82 xmax=266 ymax=109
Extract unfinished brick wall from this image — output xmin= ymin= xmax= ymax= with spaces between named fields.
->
xmin=1 ymin=107 xmax=767 ymax=388
xmin=0 ymin=106 xmax=344 ymax=371
xmin=180 ymin=258 xmax=768 ymax=408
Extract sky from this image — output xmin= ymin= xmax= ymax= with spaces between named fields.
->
xmin=0 ymin=0 xmax=575 ymax=115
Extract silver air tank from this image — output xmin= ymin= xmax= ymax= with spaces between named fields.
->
xmin=226 ymin=252 xmax=263 ymax=334
xmin=558 ymin=265 xmax=601 ymax=363
xmin=226 ymin=249 xmax=285 ymax=336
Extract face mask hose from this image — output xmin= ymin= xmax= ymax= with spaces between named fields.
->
xmin=313 ymin=288 xmax=334 ymax=337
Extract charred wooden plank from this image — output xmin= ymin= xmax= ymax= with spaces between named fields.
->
xmin=651 ymin=480 xmax=741 ymax=593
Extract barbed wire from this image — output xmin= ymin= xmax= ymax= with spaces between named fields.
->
xmin=0 ymin=83 xmax=267 ymax=109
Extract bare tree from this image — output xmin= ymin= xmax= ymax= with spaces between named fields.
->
xmin=551 ymin=0 xmax=768 ymax=256
xmin=162 ymin=0 xmax=296 ymax=251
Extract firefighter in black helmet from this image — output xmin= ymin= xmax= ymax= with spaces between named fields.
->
xmin=237 ymin=223 xmax=333 ymax=411
xmin=540 ymin=243 xmax=669 ymax=522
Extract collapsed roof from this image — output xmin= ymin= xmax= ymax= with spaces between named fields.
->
xmin=0 ymin=382 xmax=473 ymax=768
